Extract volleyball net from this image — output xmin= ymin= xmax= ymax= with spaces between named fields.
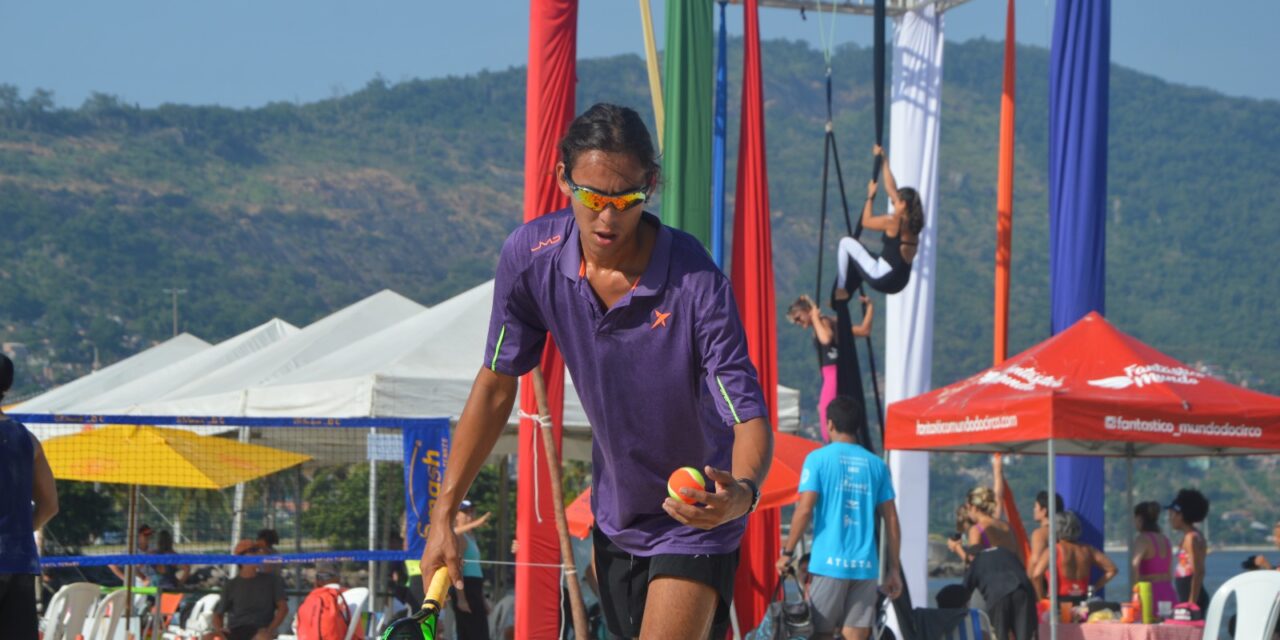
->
xmin=13 ymin=413 xmax=458 ymax=573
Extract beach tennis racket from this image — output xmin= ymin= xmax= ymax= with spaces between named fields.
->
xmin=380 ymin=567 xmax=452 ymax=640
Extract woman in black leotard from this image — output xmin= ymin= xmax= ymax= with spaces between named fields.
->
xmin=835 ymin=145 xmax=925 ymax=296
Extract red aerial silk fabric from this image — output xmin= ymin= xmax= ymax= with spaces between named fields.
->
xmin=993 ymin=0 xmax=1030 ymax=559
xmin=993 ymin=0 xmax=1016 ymax=365
xmin=730 ymin=0 xmax=780 ymax=632
xmin=998 ymin=462 xmax=1031 ymax=561
xmin=518 ymin=1 xmax=575 ymax=638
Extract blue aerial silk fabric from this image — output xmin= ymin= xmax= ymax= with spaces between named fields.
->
xmin=711 ymin=1 xmax=728 ymax=269
xmin=1049 ymin=0 xmax=1110 ymax=591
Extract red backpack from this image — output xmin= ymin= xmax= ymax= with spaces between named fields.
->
xmin=296 ymin=586 xmax=363 ymax=640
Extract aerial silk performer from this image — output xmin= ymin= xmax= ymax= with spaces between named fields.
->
xmin=799 ymin=1 xmax=884 ymax=455
xmin=1049 ymin=0 xmax=1110 ymax=593
xmin=833 ymin=146 xmax=926 ymax=297
xmin=784 ymin=294 xmax=873 ymax=443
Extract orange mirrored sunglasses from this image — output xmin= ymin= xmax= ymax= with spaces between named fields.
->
xmin=565 ymin=174 xmax=649 ymax=213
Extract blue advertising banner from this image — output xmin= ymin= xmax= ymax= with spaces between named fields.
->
xmin=403 ymin=419 xmax=452 ymax=559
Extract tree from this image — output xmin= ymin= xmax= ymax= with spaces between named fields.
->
xmin=44 ymin=481 xmax=115 ymax=553
xmin=302 ymin=463 xmax=403 ymax=550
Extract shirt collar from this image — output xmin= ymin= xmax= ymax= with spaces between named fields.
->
xmin=557 ymin=211 xmax=672 ymax=298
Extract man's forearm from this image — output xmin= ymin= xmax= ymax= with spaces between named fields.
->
xmin=883 ymin=504 xmax=902 ymax=572
xmin=33 ymin=502 xmax=57 ymax=531
xmin=783 ymin=508 xmax=811 ymax=554
xmin=433 ymin=368 xmax=517 ymax=519
xmin=267 ymin=602 xmax=287 ymax=634
xmin=732 ymin=417 xmax=772 ymax=486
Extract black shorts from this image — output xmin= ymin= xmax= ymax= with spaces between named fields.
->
xmin=592 ymin=527 xmax=739 ymax=639
xmin=0 ymin=574 xmax=37 ymax=640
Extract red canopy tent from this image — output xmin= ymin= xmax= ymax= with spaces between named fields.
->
xmin=885 ymin=312 xmax=1280 ymax=638
xmin=886 ymin=312 xmax=1280 ymax=457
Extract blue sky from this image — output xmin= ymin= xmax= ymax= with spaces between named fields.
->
xmin=1 ymin=1 xmax=1276 ymax=108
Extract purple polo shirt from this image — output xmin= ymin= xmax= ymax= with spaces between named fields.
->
xmin=484 ymin=208 xmax=767 ymax=555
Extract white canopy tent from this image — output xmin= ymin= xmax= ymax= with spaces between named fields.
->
xmin=82 ymin=280 xmax=800 ymax=462
xmin=123 ymin=290 xmax=425 ymax=406
xmin=66 ymin=318 xmax=297 ymax=414
xmin=20 ymin=320 xmax=297 ymax=442
xmin=14 ymin=333 xmax=211 ymax=413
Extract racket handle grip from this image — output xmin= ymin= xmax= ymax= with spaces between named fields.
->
xmin=424 ymin=567 xmax=451 ymax=609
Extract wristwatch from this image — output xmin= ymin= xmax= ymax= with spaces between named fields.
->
xmin=737 ymin=477 xmax=761 ymax=516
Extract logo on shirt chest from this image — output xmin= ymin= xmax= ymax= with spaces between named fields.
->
xmin=650 ymin=309 xmax=671 ymax=329
xmin=530 ymin=234 xmax=563 ymax=253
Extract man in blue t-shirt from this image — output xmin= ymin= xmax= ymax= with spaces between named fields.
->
xmin=779 ymin=396 xmax=901 ymax=640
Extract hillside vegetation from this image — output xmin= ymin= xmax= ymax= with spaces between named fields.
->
xmin=2 ymin=39 xmax=1277 ymax=544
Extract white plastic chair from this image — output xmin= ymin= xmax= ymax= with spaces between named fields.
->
xmin=342 ymin=586 xmax=371 ymax=640
xmin=84 ymin=588 xmax=128 ymax=640
xmin=965 ymin=608 xmax=994 ymax=640
xmin=164 ymin=593 xmax=219 ymax=640
xmin=1202 ymin=570 xmax=1280 ymax=640
xmin=40 ymin=582 xmax=101 ymax=640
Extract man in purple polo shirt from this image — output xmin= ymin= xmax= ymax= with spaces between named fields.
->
xmin=421 ymin=103 xmax=774 ymax=640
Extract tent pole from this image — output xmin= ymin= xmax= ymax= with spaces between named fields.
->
xmin=369 ymin=427 xmax=379 ymax=619
xmin=230 ymin=427 xmax=250 ymax=575
xmin=1048 ymin=439 xmax=1058 ymax=640
xmin=1126 ymin=453 xmax=1134 ymax=591
xmin=125 ymin=484 xmax=138 ymax=625
xmin=295 ymin=465 xmax=306 ymax=596
xmin=497 ymin=454 xmax=510 ymax=596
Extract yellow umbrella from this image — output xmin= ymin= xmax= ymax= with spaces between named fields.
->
xmin=43 ymin=424 xmax=310 ymax=489
xmin=42 ymin=424 xmax=311 ymax=621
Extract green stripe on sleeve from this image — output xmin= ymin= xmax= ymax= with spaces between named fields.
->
xmin=490 ymin=325 xmax=507 ymax=371
xmin=716 ymin=375 xmax=741 ymax=423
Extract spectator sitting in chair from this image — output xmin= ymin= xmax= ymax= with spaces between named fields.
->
xmin=206 ymin=539 xmax=287 ymax=640
xmin=1245 ymin=520 xmax=1280 ymax=572
xmin=109 ymin=523 xmax=155 ymax=585
xmin=152 ymin=530 xmax=189 ymax=590
xmin=255 ymin=528 xmax=280 ymax=574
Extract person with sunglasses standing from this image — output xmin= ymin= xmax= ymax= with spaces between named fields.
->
xmin=419 ymin=103 xmax=773 ymax=640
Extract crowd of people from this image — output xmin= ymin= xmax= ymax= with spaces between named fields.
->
xmin=924 ymin=455 xmax=1278 ymax=639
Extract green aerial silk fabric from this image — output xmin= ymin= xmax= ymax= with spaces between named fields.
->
xmin=661 ymin=0 xmax=713 ymax=248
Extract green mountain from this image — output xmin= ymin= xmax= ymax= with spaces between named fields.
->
xmin=2 ymin=39 xmax=1277 ymax=545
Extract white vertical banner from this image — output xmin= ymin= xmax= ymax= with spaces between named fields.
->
xmin=886 ymin=4 xmax=944 ymax=609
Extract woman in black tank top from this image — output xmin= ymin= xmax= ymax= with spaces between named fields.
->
xmin=786 ymin=295 xmax=872 ymax=441
xmin=834 ymin=145 xmax=925 ymax=296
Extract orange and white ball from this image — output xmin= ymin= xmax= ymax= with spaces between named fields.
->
xmin=667 ymin=466 xmax=707 ymax=505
